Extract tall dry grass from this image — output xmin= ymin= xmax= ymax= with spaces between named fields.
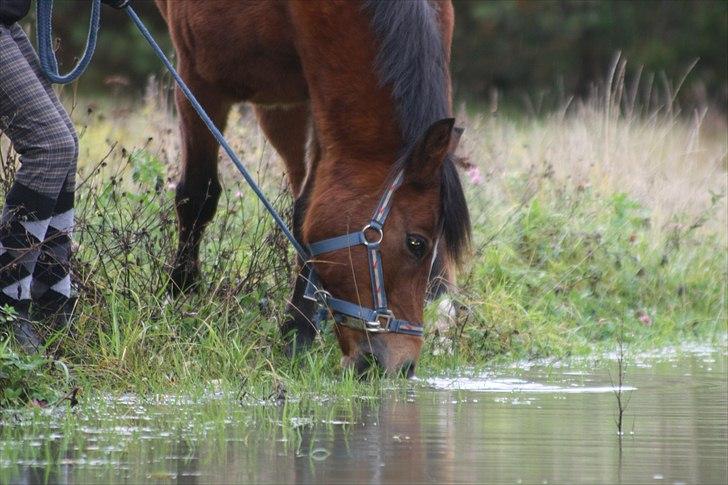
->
xmin=62 ymin=64 xmax=727 ymax=239
xmin=459 ymin=58 xmax=727 ymax=236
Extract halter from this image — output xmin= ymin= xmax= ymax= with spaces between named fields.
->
xmin=303 ymin=168 xmax=424 ymax=337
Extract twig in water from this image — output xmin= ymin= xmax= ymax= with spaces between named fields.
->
xmin=608 ymin=322 xmax=632 ymax=437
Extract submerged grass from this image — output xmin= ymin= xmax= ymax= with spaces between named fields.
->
xmin=0 ymin=75 xmax=726 ymax=409
xmin=0 ymin=386 xmax=376 ymax=483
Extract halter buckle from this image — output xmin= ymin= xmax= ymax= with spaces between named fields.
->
xmin=362 ymin=224 xmax=384 ymax=247
xmin=365 ymin=310 xmax=394 ymax=333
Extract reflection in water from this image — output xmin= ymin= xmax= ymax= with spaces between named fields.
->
xmin=294 ymin=393 xmax=443 ymax=483
xmin=1 ymin=347 xmax=726 ymax=484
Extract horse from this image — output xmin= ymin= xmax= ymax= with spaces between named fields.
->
xmin=155 ymin=0 xmax=470 ymax=376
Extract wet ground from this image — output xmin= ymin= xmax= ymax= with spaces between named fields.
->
xmin=1 ymin=345 xmax=726 ymax=484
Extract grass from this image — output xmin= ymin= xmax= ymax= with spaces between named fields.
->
xmin=0 ymin=75 xmax=726 ymax=409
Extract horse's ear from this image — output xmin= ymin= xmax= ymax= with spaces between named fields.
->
xmin=407 ymin=118 xmax=455 ymax=187
xmin=450 ymin=126 xmax=464 ymax=153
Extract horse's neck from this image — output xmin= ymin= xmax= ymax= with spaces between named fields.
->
xmin=290 ymin=2 xmax=402 ymax=169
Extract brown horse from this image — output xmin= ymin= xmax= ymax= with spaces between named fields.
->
xmin=155 ymin=0 xmax=470 ymax=376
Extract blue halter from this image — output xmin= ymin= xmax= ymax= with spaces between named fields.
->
xmin=303 ymin=169 xmax=424 ymax=338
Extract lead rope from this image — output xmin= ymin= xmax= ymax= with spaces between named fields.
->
xmin=35 ymin=1 xmax=309 ymax=261
xmin=35 ymin=2 xmax=424 ymax=336
xmin=123 ymin=6 xmax=308 ymax=259
xmin=36 ymin=0 xmax=102 ymax=84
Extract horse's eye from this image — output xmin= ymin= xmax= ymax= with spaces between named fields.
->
xmin=406 ymin=234 xmax=428 ymax=259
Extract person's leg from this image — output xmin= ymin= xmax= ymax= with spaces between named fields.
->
xmin=0 ymin=24 xmax=76 ymax=350
xmin=7 ymin=24 xmax=78 ymax=322
xmin=29 ymin=184 xmax=75 ymax=326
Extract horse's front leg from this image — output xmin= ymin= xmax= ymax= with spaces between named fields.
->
xmin=170 ymin=68 xmax=233 ymax=294
xmin=281 ymin=191 xmax=318 ymax=356
xmin=254 ymin=104 xmax=319 ymax=355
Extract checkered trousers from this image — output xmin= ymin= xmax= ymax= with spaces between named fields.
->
xmin=0 ymin=22 xmax=77 ymax=198
xmin=0 ymin=22 xmax=76 ymax=305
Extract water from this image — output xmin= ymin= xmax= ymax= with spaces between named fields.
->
xmin=1 ymin=346 xmax=726 ymax=484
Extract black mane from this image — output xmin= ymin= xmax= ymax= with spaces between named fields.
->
xmin=363 ymin=0 xmax=470 ymax=262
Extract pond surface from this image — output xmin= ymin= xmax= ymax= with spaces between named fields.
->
xmin=1 ymin=345 xmax=726 ymax=484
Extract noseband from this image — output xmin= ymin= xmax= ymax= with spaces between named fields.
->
xmin=303 ymin=168 xmax=424 ymax=337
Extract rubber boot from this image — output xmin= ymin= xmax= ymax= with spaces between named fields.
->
xmin=31 ymin=291 xmax=77 ymax=332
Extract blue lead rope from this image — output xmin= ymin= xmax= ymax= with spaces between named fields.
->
xmin=35 ymin=1 xmax=424 ymax=337
xmin=36 ymin=0 xmax=102 ymax=84
xmin=123 ymin=6 xmax=308 ymax=259
xmin=35 ymin=1 xmax=308 ymax=260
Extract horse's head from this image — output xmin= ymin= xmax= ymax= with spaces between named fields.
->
xmin=303 ymin=118 xmax=469 ymax=377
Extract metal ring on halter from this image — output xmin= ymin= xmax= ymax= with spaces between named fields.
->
xmin=362 ymin=224 xmax=384 ymax=247
xmin=366 ymin=310 xmax=394 ymax=332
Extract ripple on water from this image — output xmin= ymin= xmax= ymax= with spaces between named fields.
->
xmin=424 ymin=376 xmax=637 ymax=394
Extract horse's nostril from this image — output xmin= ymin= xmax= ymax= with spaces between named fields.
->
xmin=353 ymin=353 xmax=416 ymax=378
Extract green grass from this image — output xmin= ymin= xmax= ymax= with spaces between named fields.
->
xmin=0 ymin=86 xmax=726 ymax=409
